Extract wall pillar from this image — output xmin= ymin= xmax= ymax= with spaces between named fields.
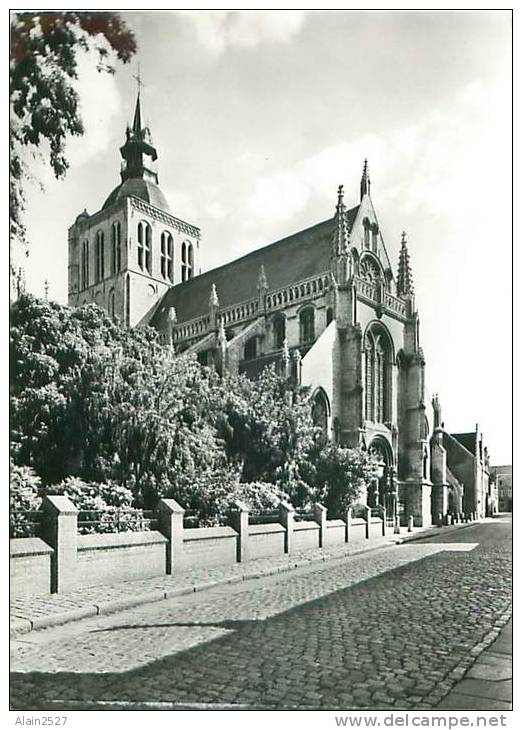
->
xmin=230 ymin=501 xmax=249 ymax=563
xmin=364 ymin=505 xmax=371 ymax=539
xmin=279 ymin=501 xmax=295 ymax=554
xmin=41 ymin=495 xmax=78 ymax=594
xmin=157 ymin=498 xmax=185 ymax=574
xmin=345 ymin=506 xmax=353 ymax=543
xmin=313 ymin=503 xmax=327 ymax=548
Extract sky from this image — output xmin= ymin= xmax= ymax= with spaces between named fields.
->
xmin=14 ymin=10 xmax=512 ymax=463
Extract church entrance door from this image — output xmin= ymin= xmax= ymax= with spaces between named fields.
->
xmin=368 ymin=437 xmax=396 ymax=527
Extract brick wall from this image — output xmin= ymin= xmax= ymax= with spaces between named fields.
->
xmin=248 ymin=523 xmax=286 ymax=560
xmin=76 ymin=531 xmax=167 ymax=589
xmin=10 ymin=538 xmax=53 ymax=597
xmin=350 ymin=518 xmax=367 ymax=542
xmin=181 ymin=526 xmax=238 ymax=568
xmin=325 ymin=519 xmax=346 ymax=546
xmin=292 ymin=522 xmax=320 ymax=552
xmin=9 ymin=499 xmax=389 ymax=596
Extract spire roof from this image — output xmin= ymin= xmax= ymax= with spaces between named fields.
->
xmin=396 ymin=231 xmax=415 ymax=297
xmin=119 ymin=89 xmax=158 ymax=185
xmin=360 ymin=158 xmax=371 ymax=199
xmin=332 ymin=184 xmax=349 ymax=257
xmin=132 ymin=93 xmax=143 ymax=136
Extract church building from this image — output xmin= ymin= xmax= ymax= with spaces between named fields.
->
xmin=67 ymin=93 xmax=491 ymax=527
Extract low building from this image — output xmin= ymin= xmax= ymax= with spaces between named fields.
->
xmin=490 ymin=465 xmax=512 ymax=512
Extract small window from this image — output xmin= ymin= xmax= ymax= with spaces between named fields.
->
xmin=244 ymin=337 xmax=257 ymax=360
xmin=299 ymin=307 xmax=315 ymax=344
xmin=326 ymin=307 xmax=334 ymax=326
xmin=109 ymin=290 xmax=116 ymax=320
xmin=363 ymin=218 xmax=370 ymax=249
xmin=273 ymin=315 xmax=286 ymax=349
xmin=372 ymin=225 xmax=379 ymax=254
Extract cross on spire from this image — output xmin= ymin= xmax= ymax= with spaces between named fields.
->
xmin=132 ymin=63 xmax=145 ymax=94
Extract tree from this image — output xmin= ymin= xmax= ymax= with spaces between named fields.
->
xmin=10 ymin=295 xmax=235 ymax=513
xmin=218 ymin=366 xmax=319 ymax=505
xmin=10 ymin=11 xmax=136 ymax=250
xmin=311 ymin=443 xmax=380 ymax=515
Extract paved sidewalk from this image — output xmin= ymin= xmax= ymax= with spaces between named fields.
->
xmin=10 ymin=521 xmax=475 ymax=639
xmin=436 ymin=618 xmax=512 ymax=710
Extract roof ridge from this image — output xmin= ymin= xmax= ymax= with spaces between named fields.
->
xmin=171 ymin=206 xmax=359 ymax=292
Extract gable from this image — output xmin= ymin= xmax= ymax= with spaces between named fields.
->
xmin=351 ymin=196 xmax=394 ymax=274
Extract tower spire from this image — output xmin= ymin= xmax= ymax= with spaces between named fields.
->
xmin=120 ymin=69 xmax=158 ymax=185
xmin=396 ymin=231 xmax=415 ymax=298
xmin=360 ymin=159 xmax=371 ymax=200
xmin=132 ymin=92 xmax=142 ymax=135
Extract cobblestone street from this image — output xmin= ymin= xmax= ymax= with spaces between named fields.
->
xmin=10 ymin=518 xmax=511 ymax=710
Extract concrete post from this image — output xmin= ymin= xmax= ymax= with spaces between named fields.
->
xmin=365 ymin=506 xmax=371 ymax=539
xmin=407 ymin=515 xmax=414 ymax=533
xmin=41 ymin=495 xmax=78 ymax=594
xmin=157 ymin=498 xmax=185 ymax=574
xmin=394 ymin=514 xmax=401 ymax=535
xmin=313 ymin=503 xmax=327 ymax=548
xmin=279 ymin=501 xmax=295 ymax=554
xmin=230 ymin=501 xmax=249 ymax=563
xmin=346 ymin=507 xmax=353 ymax=543
xmin=381 ymin=507 xmax=387 ymax=536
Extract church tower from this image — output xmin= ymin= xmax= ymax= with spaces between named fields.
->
xmin=68 ymin=90 xmax=201 ymax=327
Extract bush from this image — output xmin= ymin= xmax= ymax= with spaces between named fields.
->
xmin=38 ymin=476 xmax=146 ymax=534
xmin=227 ymin=481 xmax=289 ymax=513
xmin=10 ymin=463 xmax=42 ymax=537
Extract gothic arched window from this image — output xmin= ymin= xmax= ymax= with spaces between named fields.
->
xmin=312 ymin=389 xmax=330 ymax=434
xmin=188 ymin=243 xmax=194 ymax=279
xmin=111 ymin=222 xmax=121 ymax=275
xmin=161 ymin=231 xmax=174 ymax=282
xmin=363 ymin=218 xmax=371 ymax=249
xmin=81 ymin=240 xmax=89 ymax=290
xmin=360 ymin=254 xmax=381 ymax=283
xmin=364 ymin=325 xmax=393 ymax=424
xmin=95 ymin=231 xmax=105 ymax=283
xmin=181 ymin=241 xmax=193 ymax=281
xmin=299 ymin=307 xmax=315 ymax=344
xmin=273 ymin=315 xmax=286 ymax=349
xmin=137 ymin=221 xmax=151 ymax=273
xmin=372 ymin=224 xmax=379 ymax=254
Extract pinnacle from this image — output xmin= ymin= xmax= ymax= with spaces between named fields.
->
xmin=396 ymin=231 xmax=414 ymax=297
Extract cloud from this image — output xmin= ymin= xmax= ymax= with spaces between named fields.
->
xmin=236 ymin=73 xmax=510 ymax=241
xmin=66 ymin=52 xmax=122 ymax=166
xmin=183 ymin=11 xmax=307 ymax=54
